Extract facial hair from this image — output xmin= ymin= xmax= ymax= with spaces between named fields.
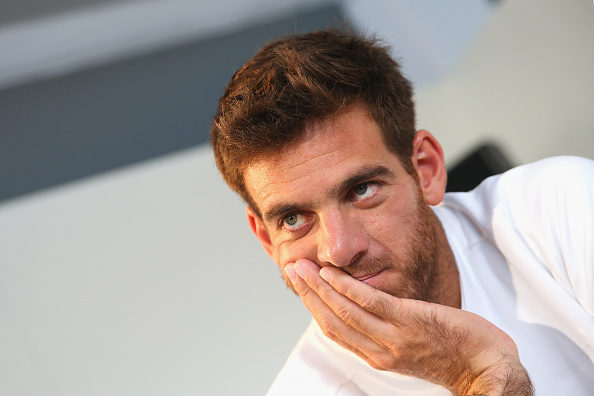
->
xmin=340 ymin=191 xmax=438 ymax=302
xmin=280 ymin=189 xmax=440 ymax=303
xmin=390 ymin=196 xmax=439 ymax=302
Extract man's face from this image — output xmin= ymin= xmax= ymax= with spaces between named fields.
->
xmin=245 ymin=105 xmax=440 ymax=301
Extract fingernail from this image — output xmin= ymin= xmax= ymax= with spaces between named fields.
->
xmin=294 ymin=263 xmax=307 ymax=281
xmin=285 ymin=265 xmax=297 ymax=284
xmin=319 ymin=269 xmax=332 ymax=283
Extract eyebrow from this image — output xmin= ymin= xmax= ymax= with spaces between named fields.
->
xmin=332 ymin=165 xmax=394 ymax=197
xmin=263 ymin=203 xmax=310 ymax=224
xmin=262 ymin=165 xmax=394 ymax=224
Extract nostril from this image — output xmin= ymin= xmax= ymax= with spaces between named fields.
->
xmin=349 ymin=251 xmax=365 ymax=267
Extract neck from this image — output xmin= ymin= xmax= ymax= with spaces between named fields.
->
xmin=429 ymin=213 xmax=461 ymax=309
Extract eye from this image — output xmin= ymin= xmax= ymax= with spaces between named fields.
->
xmin=282 ymin=213 xmax=308 ymax=231
xmin=350 ymin=182 xmax=380 ymax=201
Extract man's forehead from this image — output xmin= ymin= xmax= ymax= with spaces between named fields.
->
xmin=244 ymin=156 xmax=318 ymax=211
xmin=243 ymin=103 xmax=401 ymax=216
xmin=246 ymin=111 xmax=376 ymax=179
xmin=245 ymin=144 xmax=356 ymax=202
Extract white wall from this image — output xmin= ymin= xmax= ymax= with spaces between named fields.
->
xmin=1 ymin=0 xmax=593 ymax=395
xmin=0 ymin=0 xmax=333 ymax=90
xmin=415 ymin=0 xmax=594 ymax=165
xmin=346 ymin=0 xmax=594 ymax=164
xmin=0 ymin=146 xmax=310 ymax=395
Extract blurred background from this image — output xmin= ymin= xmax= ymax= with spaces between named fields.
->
xmin=0 ymin=0 xmax=593 ymax=394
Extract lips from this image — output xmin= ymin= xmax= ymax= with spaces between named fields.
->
xmin=353 ymin=269 xmax=385 ymax=282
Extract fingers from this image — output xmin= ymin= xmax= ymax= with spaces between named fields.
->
xmin=288 ymin=260 xmax=394 ymax=345
xmin=296 ymin=262 xmax=434 ymax=351
xmin=285 ymin=260 xmax=383 ymax=358
xmin=319 ymin=266 xmax=406 ymax=321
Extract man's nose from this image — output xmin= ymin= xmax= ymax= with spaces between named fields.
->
xmin=316 ymin=210 xmax=368 ymax=267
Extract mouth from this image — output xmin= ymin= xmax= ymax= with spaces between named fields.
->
xmin=353 ymin=269 xmax=385 ymax=283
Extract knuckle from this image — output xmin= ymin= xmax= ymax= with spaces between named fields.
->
xmin=367 ymin=351 xmax=397 ymax=371
xmin=359 ymin=293 xmax=376 ymax=311
xmin=339 ymin=281 xmax=353 ymax=297
xmin=316 ymin=313 xmax=337 ymax=339
xmin=297 ymin=286 xmax=312 ymax=299
xmin=334 ymin=305 xmax=352 ymax=323
xmin=317 ymin=284 xmax=332 ymax=300
xmin=364 ymin=292 xmax=399 ymax=318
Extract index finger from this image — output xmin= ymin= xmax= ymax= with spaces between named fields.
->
xmin=286 ymin=261 xmax=387 ymax=357
xmin=319 ymin=266 xmax=409 ymax=321
xmin=293 ymin=261 xmax=396 ymax=340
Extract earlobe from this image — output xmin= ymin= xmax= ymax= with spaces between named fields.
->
xmin=412 ymin=130 xmax=447 ymax=205
xmin=246 ymin=206 xmax=273 ymax=257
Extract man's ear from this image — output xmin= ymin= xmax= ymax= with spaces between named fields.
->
xmin=411 ymin=130 xmax=447 ymax=205
xmin=246 ymin=206 xmax=273 ymax=257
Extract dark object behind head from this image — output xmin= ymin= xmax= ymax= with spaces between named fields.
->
xmin=210 ymin=29 xmax=417 ymax=214
xmin=446 ymin=143 xmax=514 ymax=193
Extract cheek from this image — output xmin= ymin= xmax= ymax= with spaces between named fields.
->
xmin=272 ymin=237 xmax=317 ymax=269
xmin=366 ymin=215 xmax=402 ymax=252
xmin=365 ymin=199 xmax=414 ymax=246
xmin=365 ymin=210 xmax=388 ymax=232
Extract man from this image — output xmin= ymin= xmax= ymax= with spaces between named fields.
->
xmin=210 ymin=29 xmax=594 ymax=395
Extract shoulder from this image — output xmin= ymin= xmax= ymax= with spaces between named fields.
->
xmin=500 ymin=155 xmax=594 ymax=196
xmin=495 ymin=156 xmax=593 ymax=232
xmin=444 ymin=156 xmax=594 ymax=314
xmin=470 ymin=155 xmax=593 ymax=202
xmin=442 ymin=156 xmax=594 ymax=224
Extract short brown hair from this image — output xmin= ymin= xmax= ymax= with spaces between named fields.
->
xmin=211 ymin=29 xmax=416 ymax=214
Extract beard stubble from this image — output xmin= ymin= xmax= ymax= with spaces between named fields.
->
xmin=281 ymin=188 xmax=440 ymax=303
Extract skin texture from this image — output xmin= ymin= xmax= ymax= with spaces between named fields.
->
xmin=244 ymin=104 xmax=533 ymax=395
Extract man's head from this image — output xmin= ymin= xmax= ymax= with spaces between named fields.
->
xmin=211 ymin=29 xmax=416 ymax=217
xmin=211 ymin=29 xmax=450 ymax=303
xmin=242 ymin=104 xmax=447 ymax=301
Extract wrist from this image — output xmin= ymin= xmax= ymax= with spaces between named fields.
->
xmin=461 ymin=355 xmax=534 ymax=396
